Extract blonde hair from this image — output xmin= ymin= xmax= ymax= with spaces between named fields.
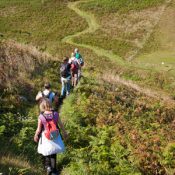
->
xmin=39 ymin=98 xmax=52 ymax=112
xmin=71 ymin=52 xmax=75 ymax=57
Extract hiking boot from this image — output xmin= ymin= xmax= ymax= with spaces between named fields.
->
xmin=46 ymin=166 xmax=52 ymax=175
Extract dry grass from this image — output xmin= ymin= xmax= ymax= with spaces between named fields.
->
xmin=0 ymin=6 xmax=19 ymax=17
xmin=101 ymin=6 xmax=163 ymax=44
xmin=78 ymin=0 xmax=172 ymax=61
xmin=0 ymin=154 xmax=31 ymax=169
xmin=0 ymin=154 xmax=40 ymax=174
xmin=0 ymin=40 xmax=58 ymax=90
xmin=101 ymin=71 xmax=175 ymax=106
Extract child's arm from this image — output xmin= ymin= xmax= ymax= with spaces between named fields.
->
xmin=35 ymin=91 xmax=42 ymax=101
xmin=34 ymin=119 xmax=42 ymax=142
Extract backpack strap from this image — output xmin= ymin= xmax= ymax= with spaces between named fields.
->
xmin=40 ymin=111 xmax=57 ymax=124
xmin=52 ymin=111 xmax=60 ymax=131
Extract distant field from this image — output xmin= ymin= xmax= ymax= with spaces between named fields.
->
xmin=80 ymin=0 xmax=165 ymax=14
xmin=74 ymin=29 xmax=137 ymax=58
xmin=76 ymin=0 xmax=175 ymax=76
xmin=135 ymin=0 xmax=175 ymax=75
xmin=76 ymin=0 xmax=166 ymax=59
xmin=0 ymin=0 xmax=87 ymax=56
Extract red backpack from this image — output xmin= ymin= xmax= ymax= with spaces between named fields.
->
xmin=42 ymin=113 xmax=59 ymax=140
xmin=71 ymin=60 xmax=79 ymax=72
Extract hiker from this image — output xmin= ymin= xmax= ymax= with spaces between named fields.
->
xmin=70 ymin=52 xmax=79 ymax=87
xmin=35 ymin=82 xmax=59 ymax=109
xmin=74 ymin=48 xmax=84 ymax=80
xmin=34 ymin=98 xmax=68 ymax=175
xmin=60 ymin=57 xmax=71 ymax=97
xmin=36 ymin=82 xmax=58 ymax=103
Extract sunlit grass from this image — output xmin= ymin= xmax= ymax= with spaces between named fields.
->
xmin=0 ymin=0 xmax=87 ymax=55
xmin=0 ymin=154 xmax=43 ymax=175
xmin=80 ymin=0 xmax=165 ymax=14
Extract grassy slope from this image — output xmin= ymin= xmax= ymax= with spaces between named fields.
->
xmin=0 ymin=0 xmax=87 ymax=56
xmin=79 ymin=0 xmax=165 ymax=13
xmin=72 ymin=0 xmax=175 ymax=96
xmin=77 ymin=0 xmax=166 ymax=59
xmin=0 ymin=0 xmax=86 ymax=174
xmin=0 ymin=40 xmax=62 ymax=175
xmin=135 ymin=0 xmax=175 ymax=75
xmin=60 ymin=75 xmax=175 ymax=175
xmin=1 ymin=0 xmax=175 ymax=175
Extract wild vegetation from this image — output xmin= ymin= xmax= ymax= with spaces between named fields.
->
xmin=79 ymin=0 xmax=165 ymax=14
xmin=0 ymin=0 xmax=175 ymax=175
xmin=0 ymin=40 xmax=62 ymax=174
xmin=0 ymin=0 xmax=87 ymax=55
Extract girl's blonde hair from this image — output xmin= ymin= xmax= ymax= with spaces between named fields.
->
xmin=39 ymin=98 xmax=52 ymax=112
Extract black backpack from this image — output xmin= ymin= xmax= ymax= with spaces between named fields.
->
xmin=60 ymin=63 xmax=68 ymax=77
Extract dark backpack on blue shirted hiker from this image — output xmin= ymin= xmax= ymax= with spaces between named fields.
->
xmin=60 ymin=63 xmax=68 ymax=78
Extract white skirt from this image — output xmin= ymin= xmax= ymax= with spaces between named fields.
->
xmin=38 ymin=132 xmax=65 ymax=156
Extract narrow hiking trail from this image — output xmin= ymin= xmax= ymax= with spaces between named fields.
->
xmin=61 ymin=0 xmax=124 ymax=65
xmin=62 ymin=0 xmax=175 ymax=105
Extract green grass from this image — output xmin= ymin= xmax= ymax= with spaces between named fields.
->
xmin=74 ymin=29 xmax=137 ymax=59
xmin=80 ymin=0 xmax=165 ymax=14
xmin=1 ymin=0 xmax=175 ymax=174
xmin=0 ymin=0 xmax=87 ymax=55
xmin=134 ymin=1 xmax=175 ymax=75
xmin=60 ymin=76 xmax=175 ymax=175
xmin=76 ymin=0 xmax=175 ymax=84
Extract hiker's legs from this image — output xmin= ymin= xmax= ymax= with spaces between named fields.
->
xmin=44 ymin=155 xmax=51 ymax=168
xmin=61 ymin=77 xmax=66 ymax=97
xmin=45 ymin=156 xmax=52 ymax=174
xmin=74 ymin=73 xmax=78 ymax=86
xmin=66 ymin=76 xmax=71 ymax=96
xmin=78 ymin=67 xmax=81 ymax=80
xmin=71 ymin=72 xmax=77 ymax=87
xmin=50 ymin=154 xmax=57 ymax=173
xmin=71 ymin=74 xmax=74 ymax=87
xmin=43 ymin=155 xmax=57 ymax=174
xmin=67 ymin=80 xmax=70 ymax=95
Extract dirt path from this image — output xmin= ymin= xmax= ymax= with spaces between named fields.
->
xmin=62 ymin=0 xmax=175 ymax=105
xmin=62 ymin=0 xmax=124 ymax=65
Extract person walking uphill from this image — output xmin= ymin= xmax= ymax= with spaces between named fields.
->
xmin=74 ymin=48 xmax=84 ymax=80
xmin=35 ymin=82 xmax=59 ymax=110
xmin=36 ymin=82 xmax=58 ymax=104
xmin=70 ymin=52 xmax=79 ymax=88
xmin=34 ymin=98 xmax=68 ymax=175
xmin=60 ymin=57 xmax=71 ymax=97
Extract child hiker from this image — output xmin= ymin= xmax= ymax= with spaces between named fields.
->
xmin=34 ymin=98 xmax=68 ymax=175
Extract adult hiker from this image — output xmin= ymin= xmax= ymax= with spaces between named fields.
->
xmin=74 ymin=48 xmax=84 ymax=79
xmin=70 ymin=52 xmax=79 ymax=88
xmin=60 ymin=57 xmax=71 ymax=97
xmin=35 ymin=82 xmax=59 ymax=109
xmin=34 ymin=98 xmax=68 ymax=175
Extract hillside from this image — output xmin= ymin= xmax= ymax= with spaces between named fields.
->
xmin=0 ymin=0 xmax=175 ymax=175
